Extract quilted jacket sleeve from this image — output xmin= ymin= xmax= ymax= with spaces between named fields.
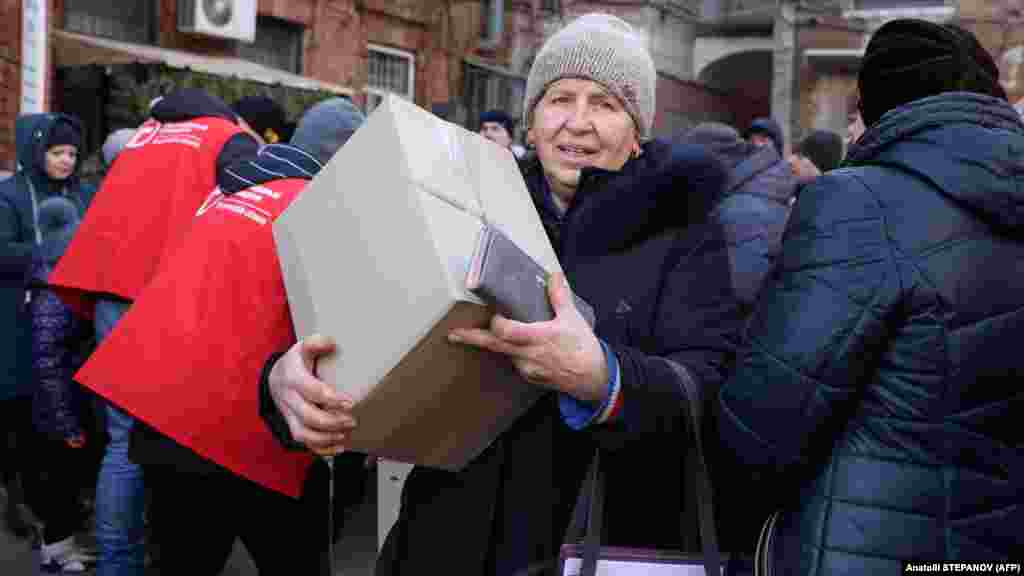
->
xmin=714 ymin=171 xmax=897 ymax=478
xmin=30 ymin=261 xmax=84 ymax=441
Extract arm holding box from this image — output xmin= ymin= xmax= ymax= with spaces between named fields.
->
xmin=449 ymin=272 xmax=609 ymax=404
xmin=260 ymin=335 xmax=357 ymax=456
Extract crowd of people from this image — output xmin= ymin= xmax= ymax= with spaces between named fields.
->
xmin=1 ymin=12 xmax=1020 ymax=576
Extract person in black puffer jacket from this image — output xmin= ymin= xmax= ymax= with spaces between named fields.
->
xmin=715 ymin=19 xmax=1024 ymax=573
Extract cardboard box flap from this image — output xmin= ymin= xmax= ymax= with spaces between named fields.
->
xmin=397 ymin=99 xmax=485 ymax=221
xmin=273 ymin=95 xmax=560 ymax=469
xmin=417 ymin=188 xmax=487 ymax=304
xmin=473 ymin=138 xmax=561 ymax=276
xmin=275 ymin=98 xmax=455 ymax=404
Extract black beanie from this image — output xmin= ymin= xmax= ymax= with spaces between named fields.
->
xmin=858 ymin=19 xmax=1006 ymax=127
xmin=479 ymin=109 xmax=515 ymax=136
xmin=798 ymin=130 xmax=844 ymax=173
xmin=233 ymin=95 xmax=287 ymax=144
xmin=47 ymin=120 xmax=81 ymax=150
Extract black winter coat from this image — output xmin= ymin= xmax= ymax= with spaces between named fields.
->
xmin=715 ymin=92 xmax=1024 ymax=573
xmin=377 ymin=139 xmax=742 ymax=575
xmin=0 ymin=113 xmax=95 ymax=402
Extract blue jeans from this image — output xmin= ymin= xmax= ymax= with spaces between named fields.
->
xmin=94 ymin=300 xmax=145 ymax=576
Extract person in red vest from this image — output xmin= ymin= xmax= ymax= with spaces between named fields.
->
xmin=48 ymin=87 xmax=260 ymax=576
xmin=69 ymin=97 xmax=369 ymax=575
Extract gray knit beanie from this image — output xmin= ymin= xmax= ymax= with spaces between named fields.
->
xmin=101 ymin=128 xmax=136 ymax=168
xmin=523 ymin=13 xmax=656 ymax=139
xmin=290 ymin=98 xmax=366 ymax=165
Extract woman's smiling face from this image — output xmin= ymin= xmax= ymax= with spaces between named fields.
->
xmin=527 ymin=78 xmax=639 ymax=207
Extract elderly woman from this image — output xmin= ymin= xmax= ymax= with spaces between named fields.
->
xmin=262 ymin=13 xmax=740 ymax=575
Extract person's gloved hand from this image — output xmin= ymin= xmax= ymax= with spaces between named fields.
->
xmin=268 ymin=335 xmax=358 ymax=456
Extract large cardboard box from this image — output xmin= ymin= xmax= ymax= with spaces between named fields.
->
xmin=273 ymin=95 xmax=561 ymax=471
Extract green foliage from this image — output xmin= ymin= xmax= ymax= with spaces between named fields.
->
xmin=118 ymin=63 xmax=338 ymax=124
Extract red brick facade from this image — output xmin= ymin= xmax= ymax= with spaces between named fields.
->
xmin=9 ymin=1 xmax=1018 ymax=170
xmin=0 ymin=0 xmax=19 ymax=168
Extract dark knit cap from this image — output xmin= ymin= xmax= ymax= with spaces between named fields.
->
xmin=480 ymin=109 xmax=514 ymax=136
xmin=676 ymin=122 xmax=750 ymax=169
xmin=47 ymin=120 xmax=81 ymax=150
xmin=797 ymin=130 xmax=844 ymax=173
xmin=744 ymin=117 xmax=784 ymax=153
xmin=233 ymin=95 xmax=288 ymax=144
xmin=680 ymin=122 xmax=742 ymax=148
xmin=858 ymin=19 xmax=1006 ymax=127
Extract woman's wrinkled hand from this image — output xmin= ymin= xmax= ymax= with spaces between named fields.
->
xmin=449 ymin=272 xmax=608 ymax=404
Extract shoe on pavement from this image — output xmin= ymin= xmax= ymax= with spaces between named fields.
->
xmin=71 ymin=537 xmax=97 ymax=561
xmin=40 ymin=536 xmax=95 ymax=573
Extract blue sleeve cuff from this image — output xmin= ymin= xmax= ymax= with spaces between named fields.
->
xmin=559 ymin=340 xmax=620 ymax=430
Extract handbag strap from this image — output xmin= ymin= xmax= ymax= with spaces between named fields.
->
xmin=670 ymin=359 xmax=723 ymax=576
xmin=578 ymin=359 xmax=722 ymax=576
xmin=580 ymin=448 xmax=605 ymax=576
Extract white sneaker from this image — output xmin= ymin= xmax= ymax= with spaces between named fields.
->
xmin=40 ymin=536 xmax=94 ymax=573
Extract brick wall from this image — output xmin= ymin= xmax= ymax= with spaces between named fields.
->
xmin=0 ymin=0 xmax=18 ymax=169
xmin=259 ymin=0 xmax=316 ymax=25
xmin=305 ymin=0 xmax=365 ymax=99
xmin=958 ymin=0 xmax=1024 ymax=103
xmin=654 ymin=74 xmax=762 ymax=138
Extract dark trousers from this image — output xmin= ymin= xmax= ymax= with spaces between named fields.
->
xmin=1 ymin=397 xmax=40 ymax=523
xmin=145 ymin=463 xmax=333 ymax=576
xmin=33 ymin=435 xmax=84 ymax=545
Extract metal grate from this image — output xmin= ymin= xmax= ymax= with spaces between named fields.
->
xmin=238 ymin=16 xmax=304 ymax=74
xmin=64 ymin=0 xmax=157 ymax=44
xmin=367 ymin=46 xmax=415 ymax=112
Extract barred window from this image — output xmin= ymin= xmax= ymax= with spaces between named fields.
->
xmin=238 ymin=16 xmax=304 ymax=74
xmin=540 ymin=0 xmax=560 ymax=13
xmin=464 ymin=63 xmax=525 ymax=135
xmin=367 ymin=45 xmax=415 ymax=113
xmin=64 ymin=0 xmax=158 ymax=44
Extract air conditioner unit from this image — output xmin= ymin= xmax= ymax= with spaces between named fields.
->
xmin=178 ymin=0 xmax=256 ymax=43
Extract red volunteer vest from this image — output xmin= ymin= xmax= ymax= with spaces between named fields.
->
xmin=50 ymin=116 xmax=244 ymax=318
xmin=74 ymin=178 xmax=315 ymax=498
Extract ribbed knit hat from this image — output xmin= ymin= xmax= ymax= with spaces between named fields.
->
xmin=858 ymin=19 xmax=1006 ymax=127
xmin=524 ymin=13 xmax=656 ymax=139
xmin=290 ymin=98 xmax=366 ymax=165
xmin=101 ymin=128 xmax=136 ymax=168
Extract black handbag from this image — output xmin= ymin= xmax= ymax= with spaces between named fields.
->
xmin=558 ymin=359 xmax=725 ymax=576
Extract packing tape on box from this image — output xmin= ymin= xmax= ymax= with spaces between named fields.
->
xmin=429 ymin=121 xmax=488 ymax=226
